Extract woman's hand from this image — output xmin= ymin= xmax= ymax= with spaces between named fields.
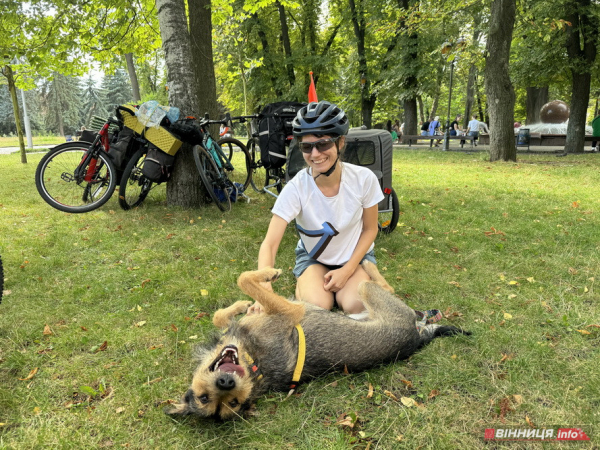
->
xmin=323 ymin=265 xmax=355 ymax=293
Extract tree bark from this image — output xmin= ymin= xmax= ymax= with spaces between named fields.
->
xmin=525 ymin=86 xmax=548 ymax=124
xmin=156 ymin=0 xmax=205 ymax=207
xmin=417 ymin=95 xmax=425 ymax=123
xmin=484 ymin=0 xmax=517 ymax=162
xmin=564 ymin=0 xmax=598 ymax=154
xmin=2 ymin=65 xmax=27 ymax=163
xmin=275 ymin=1 xmax=295 ymax=89
xmin=125 ymin=53 xmax=141 ymax=102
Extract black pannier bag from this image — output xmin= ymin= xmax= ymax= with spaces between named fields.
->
xmin=108 ymin=127 xmax=136 ymax=171
xmin=258 ymin=101 xmax=306 ymax=169
xmin=142 ymin=144 xmax=175 ymax=183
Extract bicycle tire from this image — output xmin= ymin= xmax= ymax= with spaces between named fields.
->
xmin=35 ymin=142 xmax=117 ymax=213
xmin=248 ymin=138 xmax=268 ymax=193
xmin=378 ymin=188 xmax=399 ymax=234
xmin=217 ymin=138 xmax=252 ymax=190
xmin=192 ymin=145 xmax=232 ymax=212
xmin=118 ymin=147 xmax=154 ymax=210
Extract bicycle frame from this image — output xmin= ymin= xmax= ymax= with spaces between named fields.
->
xmin=73 ymin=122 xmax=111 ymax=183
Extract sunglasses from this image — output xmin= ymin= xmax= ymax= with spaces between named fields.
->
xmin=299 ymin=137 xmax=339 ymax=154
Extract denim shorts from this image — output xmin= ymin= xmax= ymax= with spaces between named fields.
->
xmin=292 ymin=240 xmax=377 ymax=278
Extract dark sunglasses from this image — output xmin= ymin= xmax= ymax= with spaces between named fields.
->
xmin=299 ymin=137 xmax=339 ymax=154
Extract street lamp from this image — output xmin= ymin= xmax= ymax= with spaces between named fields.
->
xmin=441 ymin=37 xmax=466 ymax=151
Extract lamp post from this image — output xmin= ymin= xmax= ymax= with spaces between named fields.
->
xmin=441 ymin=38 xmax=466 ymax=152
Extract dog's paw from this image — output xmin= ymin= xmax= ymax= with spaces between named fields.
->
xmin=263 ymin=268 xmax=282 ymax=282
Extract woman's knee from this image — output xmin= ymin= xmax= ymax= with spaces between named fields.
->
xmin=296 ymin=264 xmax=334 ymax=310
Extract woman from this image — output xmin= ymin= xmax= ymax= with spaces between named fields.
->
xmin=250 ymin=101 xmax=384 ymax=317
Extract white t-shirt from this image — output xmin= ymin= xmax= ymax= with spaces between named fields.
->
xmin=468 ymin=119 xmax=480 ymax=132
xmin=272 ymin=163 xmax=384 ymax=265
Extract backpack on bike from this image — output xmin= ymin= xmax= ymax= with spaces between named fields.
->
xmin=142 ymin=144 xmax=175 ymax=183
xmin=258 ymin=101 xmax=306 ymax=169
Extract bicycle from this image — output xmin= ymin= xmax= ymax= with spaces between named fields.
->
xmin=117 ymin=112 xmax=252 ymax=212
xmin=35 ymin=107 xmax=131 ymax=213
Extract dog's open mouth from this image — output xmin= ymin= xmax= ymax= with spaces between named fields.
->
xmin=209 ymin=345 xmax=246 ymax=377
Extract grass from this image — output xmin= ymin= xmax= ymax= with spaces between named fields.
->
xmin=0 ymin=136 xmax=67 ymax=149
xmin=0 ymin=148 xmax=599 ymax=449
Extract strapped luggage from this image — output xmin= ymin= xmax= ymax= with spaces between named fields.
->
xmin=141 ymin=144 xmax=175 ymax=183
xmin=107 ymin=127 xmax=136 ymax=171
xmin=258 ymin=101 xmax=306 ymax=169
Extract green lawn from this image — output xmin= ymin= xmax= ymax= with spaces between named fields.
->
xmin=0 ymin=149 xmax=598 ymax=448
xmin=0 ymin=136 xmax=67 ymax=148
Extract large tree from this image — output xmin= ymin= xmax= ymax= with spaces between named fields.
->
xmin=156 ymin=0 xmax=218 ymax=208
xmin=484 ymin=0 xmax=517 ymax=162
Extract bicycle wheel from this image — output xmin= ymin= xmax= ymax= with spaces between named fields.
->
xmin=118 ymin=147 xmax=154 ymax=210
xmin=217 ymin=138 xmax=251 ymax=190
xmin=35 ymin=142 xmax=117 ymax=213
xmin=248 ymin=139 xmax=268 ymax=193
xmin=192 ymin=145 xmax=232 ymax=212
xmin=378 ymin=188 xmax=400 ymax=234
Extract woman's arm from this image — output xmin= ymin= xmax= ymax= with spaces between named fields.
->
xmin=258 ymin=214 xmax=288 ymax=270
xmin=323 ymin=204 xmax=379 ymax=292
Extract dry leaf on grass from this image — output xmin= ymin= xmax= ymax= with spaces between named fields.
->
xmin=367 ymin=383 xmax=374 ymax=398
xmin=43 ymin=324 xmax=53 ymax=335
xmin=19 ymin=367 xmax=38 ymax=381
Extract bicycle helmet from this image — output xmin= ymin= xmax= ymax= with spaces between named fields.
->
xmin=292 ymin=101 xmax=349 ymax=137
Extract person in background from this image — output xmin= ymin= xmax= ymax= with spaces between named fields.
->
xmin=449 ymin=115 xmax=462 ymax=136
xmin=591 ymin=113 xmax=600 ymax=153
xmin=428 ymin=116 xmax=442 ymax=147
xmin=466 ymin=115 xmax=480 ymax=146
xmin=421 ymin=118 xmax=430 ymax=136
xmin=478 ymin=121 xmax=489 ymax=134
xmin=219 ymin=123 xmax=231 ymax=138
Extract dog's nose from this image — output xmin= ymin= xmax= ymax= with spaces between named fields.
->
xmin=216 ymin=373 xmax=236 ymax=391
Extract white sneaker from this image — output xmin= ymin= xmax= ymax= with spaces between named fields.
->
xmin=592 ymin=147 xmax=598 ymax=153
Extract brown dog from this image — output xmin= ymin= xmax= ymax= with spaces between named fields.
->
xmin=167 ymin=262 xmax=468 ymax=419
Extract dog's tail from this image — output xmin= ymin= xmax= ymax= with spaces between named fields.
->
xmin=418 ymin=324 xmax=471 ymax=347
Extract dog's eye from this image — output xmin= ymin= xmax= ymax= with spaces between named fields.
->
xmin=228 ymin=399 xmax=239 ymax=408
xmin=198 ymin=394 xmax=209 ymax=404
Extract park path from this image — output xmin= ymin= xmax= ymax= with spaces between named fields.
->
xmin=0 ymin=145 xmax=55 ymax=155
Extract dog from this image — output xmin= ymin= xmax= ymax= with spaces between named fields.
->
xmin=166 ymin=262 xmax=469 ymax=420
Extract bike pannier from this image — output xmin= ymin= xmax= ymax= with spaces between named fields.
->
xmin=141 ymin=144 xmax=175 ymax=183
xmin=258 ymin=101 xmax=306 ymax=169
xmin=108 ymin=127 xmax=135 ymax=171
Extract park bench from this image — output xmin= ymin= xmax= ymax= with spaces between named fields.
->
xmin=402 ymin=135 xmax=476 ymax=149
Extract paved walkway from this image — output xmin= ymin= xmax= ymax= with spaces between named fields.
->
xmin=0 ymin=145 xmax=56 ymax=155
xmin=392 ymin=142 xmax=598 ymax=155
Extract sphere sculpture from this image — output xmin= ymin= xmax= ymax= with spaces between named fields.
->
xmin=540 ymin=100 xmax=569 ymax=124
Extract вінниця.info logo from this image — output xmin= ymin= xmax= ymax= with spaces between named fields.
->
xmin=484 ymin=427 xmax=590 ymax=441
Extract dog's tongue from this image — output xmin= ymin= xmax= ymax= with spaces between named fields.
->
xmin=218 ymin=363 xmax=245 ymax=377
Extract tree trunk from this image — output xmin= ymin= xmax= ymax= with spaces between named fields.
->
xmin=275 ymin=1 xmax=295 ymax=89
xmin=156 ymin=0 xmax=205 ymax=207
xmin=417 ymin=95 xmax=425 ymax=123
xmin=251 ymin=13 xmax=283 ymax=98
xmin=464 ymin=64 xmax=477 ymax=125
xmin=484 ymin=0 xmax=517 ymax=162
xmin=403 ymin=99 xmax=418 ymax=136
xmin=525 ymin=86 xmax=548 ymax=124
xmin=564 ymin=0 xmax=598 ymax=154
xmin=3 ymin=65 xmax=27 ymax=163
xmin=348 ymin=0 xmax=373 ymax=128
xmin=125 ymin=53 xmax=141 ymax=102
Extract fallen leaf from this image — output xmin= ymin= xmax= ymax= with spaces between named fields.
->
xmin=194 ymin=312 xmax=209 ymax=320
xmin=98 ymin=341 xmax=108 ymax=352
xmin=170 ymin=324 xmax=178 ymax=332
xmin=116 ymin=407 xmax=126 ymax=414
xmin=526 ymin=277 xmax=535 ymax=283
xmin=141 ymin=279 xmax=151 ymax=288
xmin=166 ymin=234 xmax=175 ymax=239
xmin=503 ymin=313 xmax=513 ymax=320
xmin=43 ymin=324 xmax=53 ymax=336
xmin=568 ymin=267 xmax=578 ymax=275
xmin=336 ymin=412 xmax=358 ymax=428
xmin=526 ymin=415 xmax=535 ymax=428
xmin=400 ymin=396 xmax=417 ymax=407
xmin=571 ymin=201 xmax=580 ymax=208
xmin=400 ymin=379 xmax=413 ymax=388
xmin=396 ymin=435 xmax=404 ymax=442
xmin=19 ymin=368 xmax=39 ymax=381
xmin=367 ymin=383 xmax=374 ymax=398
xmin=428 ymin=389 xmax=440 ymax=400
xmin=384 ymin=390 xmax=398 ymax=401
xmin=513 ymin=395 xmax=524 ymax=405
xmin=33 ymin=407 xmax=41 ymax=415
xmin=135 ymin=321 xmax=146 ymax=327
xmin=576 ymin=329 xmax=591 ymax=335
xmin=586 ymin=324 xmax=600 ymax=328
xmin=200 ymin=289 xmax=209 ymax=296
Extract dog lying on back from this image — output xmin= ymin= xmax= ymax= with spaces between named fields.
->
xmin=167 ymin=262 xmax=469 ymax=420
